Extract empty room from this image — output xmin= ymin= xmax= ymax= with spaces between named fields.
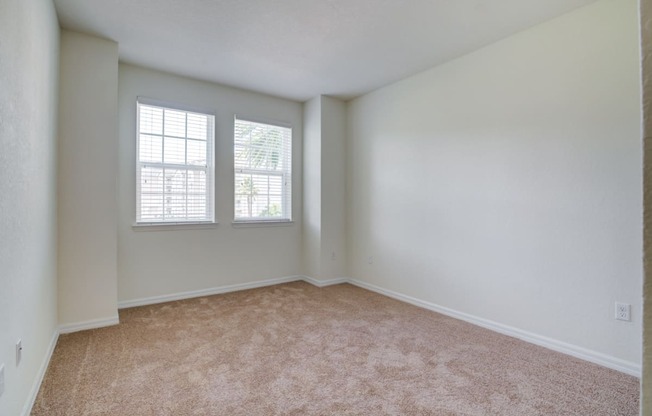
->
xmin=1 ymin=0 xmax=651 ymax=414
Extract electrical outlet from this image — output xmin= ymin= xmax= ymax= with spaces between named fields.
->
xmin=16 ymin=339 xmax=22 ymax=366
xmin=615 ymin=303 xmax=631 ymax=322
xmin=331 ymin=251 xmax=336 ymax=261
xmin=0 ymin=363 xmax=4 ymax=398
xmin=367 ymin=256 xmax=373 ymax=265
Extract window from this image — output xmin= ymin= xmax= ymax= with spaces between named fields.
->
xmin=234 ymin=117 xmax=292 ymax=222
xmin=136 ymin=99 xmax=215 ymax=224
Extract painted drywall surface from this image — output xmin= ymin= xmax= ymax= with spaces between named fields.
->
xmin=642 ymin=0 xmax=652 ymax=410
xmin=0 ymin=0 xmax=59 ymax=414
xmin=303 ymin=96 xmax=322 ymax=277
xmin=118 ymin=64 xmax=303 ymax=302
xmin=58 ymin=31 xmax=120 ymax=326
xmin=347 ymin=0 xmax=642 ymax=365
xmin=320 ymin=96 xmax=347 ymax=278
xmin=302 ymin=96 xmax=347 ymax=280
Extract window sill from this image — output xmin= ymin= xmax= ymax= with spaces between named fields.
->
xmin=231 ymin=220 xmax=294 ymax=228
xmin=132 ymin=221 xmax=218 ymax=231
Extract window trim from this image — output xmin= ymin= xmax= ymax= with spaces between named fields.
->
xmin=231 ymin=219 xmax=294 ymax=228
xmin=233 ymin=115 xmax=293 ymax=223
xmin=132 ymin=221 xmax=219 ymax=231
xmin=135 ymin=97 xmax=216 ymax=226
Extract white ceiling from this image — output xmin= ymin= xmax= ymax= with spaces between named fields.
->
xmin=53 ymin=0 xmax=597 ymax=102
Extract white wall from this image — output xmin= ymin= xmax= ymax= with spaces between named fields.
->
xmin=302 ymin=96 xmax=347 ymax=280
xmin=118 ymin=64 xmax=303 ymax=303
xmin=0 ymin=0 xmax=60 ymax=414
xmin=347 ymin=0 xmax=642 ymax=368
xmin=58 ymin=31 xmax=120 ymax=327
xmin=641 ymin=0 xmax=652 ymax=410
xmin=303 ymin=97 xmax=322 ymax=277
xmin=320 ymin=97 xmax=347 ymax=278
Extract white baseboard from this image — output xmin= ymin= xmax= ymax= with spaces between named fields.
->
xmin=58 ymin=315 xmax=120 ymax=334
xmin=118 ymin=275 xmax=348 ymax=309
xmin=301 ymin=275 xmax=349 ymax=287
xmin=348 ymin=278 xmax=641 ymax=377
xmin=118 ymin=275 xmax=305 ymax=309
xmin=21 ymin=329 xmax=59 ymax=416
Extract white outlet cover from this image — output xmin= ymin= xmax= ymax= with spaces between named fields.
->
xmin=615 ymin=303 xmax=631 ymax=322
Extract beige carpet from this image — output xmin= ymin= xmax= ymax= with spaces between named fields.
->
xmin=33 ymin=282 xmax=639 ymax=415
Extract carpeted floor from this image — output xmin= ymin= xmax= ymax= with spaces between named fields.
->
xmin=33 ymin=282 xmax=639 ymax=415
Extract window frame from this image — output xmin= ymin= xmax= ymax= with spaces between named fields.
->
xmin=233 ymin=115 xmax=293 ymax=224
xmin=134 ymin=97 xmax=216 ymax=227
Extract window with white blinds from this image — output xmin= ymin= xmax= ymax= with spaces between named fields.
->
xmin=234 ymin=117 xmax=292 ymax=222
xmin=136 ymin=99 xmax=215 ymax=224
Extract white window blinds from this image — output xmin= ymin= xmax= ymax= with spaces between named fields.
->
xmin=136 ymin=99 xmax=215 ymax=224
xmin=234 ymin=117 xmax=292 ymax=221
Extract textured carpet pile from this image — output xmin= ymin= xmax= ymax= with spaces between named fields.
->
xmin=33 ymin=282 xmax=639 ymax=415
